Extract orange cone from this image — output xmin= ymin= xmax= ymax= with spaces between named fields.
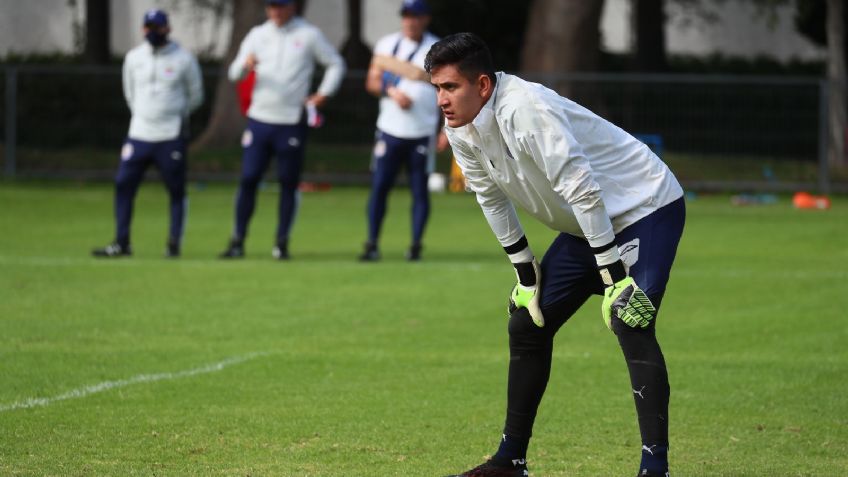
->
xmin=792 ymin=191 xmax=831 ymax=210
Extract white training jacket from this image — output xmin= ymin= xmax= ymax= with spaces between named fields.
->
xmin=374 ymin=31 xmax=440 ymax=139
xmin=228 ymin=17 xmax=346 ymax=125
xmin=123 ymin=41 xmax=203 ymax=142
xmin=445 ymin=72 xmax=683 ymax=265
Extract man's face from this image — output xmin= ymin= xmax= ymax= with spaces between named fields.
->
xmin=400 ymin=13 xmax=429 ymax=41
xmin=430 ymin=64 xmax=489 ymax=128
xmin=267 ymin=4 xmax=296 ymax=26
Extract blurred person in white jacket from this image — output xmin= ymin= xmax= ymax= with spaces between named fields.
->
xmin=219 ymin=0 xmax=346 ymax=260
xmin=428 ymin=33 xmax=684 ymax=477
xmin=358 ymin=0 xmax=444 ymax=262
xmin=92 ymin=9 xmax=203 ymax=258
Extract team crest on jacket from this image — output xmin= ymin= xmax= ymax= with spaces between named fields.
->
xmin=241 ymin=129 xmax=253 ymax=147
xmin=121 ymin=143 xmax=134 ymax=161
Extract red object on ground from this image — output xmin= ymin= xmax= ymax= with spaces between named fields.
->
xmin=298 ymin=182 xmax=332 ymax=192
xmin=236 ymin=70 xmax=256 ymax=116
xmin=792 ymin=191 xmax=831 ymax=210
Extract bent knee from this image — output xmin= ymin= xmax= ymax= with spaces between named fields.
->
xmin=508 ymin=308 xmax=551 ymax=352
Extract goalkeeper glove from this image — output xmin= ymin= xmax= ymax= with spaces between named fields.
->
xmin=600 ymin=261 xmax=656 ymax=330
xmin=508 ymin=258 xmax=544 ymax=327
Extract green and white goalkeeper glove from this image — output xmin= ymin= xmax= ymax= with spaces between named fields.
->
xmin=508 ymin=258 xmax=544 ymax=328
xmin=599 ymin=261 xmax=656 ymax=330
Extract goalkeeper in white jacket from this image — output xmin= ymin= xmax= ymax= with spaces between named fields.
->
xmin=428 ymin=33 xmax=684 ymax=477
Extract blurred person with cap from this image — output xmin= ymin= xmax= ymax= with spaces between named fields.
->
xmin=92 ymin=9 xmax=203 ymax=258
xmin=359 ymin=0 xmax=445 ymax=262
xmin=219 ymin=0 xmax=346 ymax=260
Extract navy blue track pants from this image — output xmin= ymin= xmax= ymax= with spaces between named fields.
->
xmin=233 ymin=118 xmax=307 ymax=243
xmin=365 ymin=130 xmax=431 ymax=245
xmin=114 ymin=137 xmax=187 ymax=247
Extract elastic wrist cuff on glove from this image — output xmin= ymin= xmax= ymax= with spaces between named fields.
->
xmin=513 ymin=261 xmax=537 ymax=287
xmin=599 ymin=260 xmax=627 ymax=286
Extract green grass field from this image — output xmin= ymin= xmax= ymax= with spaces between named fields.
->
xmin=0 ymin=183 xmax=846 ymax=476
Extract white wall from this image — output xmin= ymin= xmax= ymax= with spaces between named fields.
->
xmin=601 ymin=0 xmax=825 ymax=61
xmin=112 ymin=1 xmax=233 ymax=56
xmin=0 ymin=0 xmax=827 ymax=63
xmin=0 ymin=0 xmax=81 ymax=55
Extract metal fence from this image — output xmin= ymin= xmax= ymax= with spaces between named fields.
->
xmin=0 ymin=64 xmax=839 ymax=192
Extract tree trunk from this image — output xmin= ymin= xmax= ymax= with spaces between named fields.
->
xmin=192 ymin=0 xmax=265 ymax=150
xmin=341 ymin=0 xmax=371 ymax=69
xmin=826 ymin=0 xmax=847 ymax=169
xmin=633 ymin=0 xmax=667 ymax=72
xmin=520 ymin=0 xmax=604 ymax=73
xmin=84 ymin=0 xmax=110 ymax=64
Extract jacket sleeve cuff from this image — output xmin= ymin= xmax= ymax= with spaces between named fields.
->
xmin=504 ymin=235 xmax=534 ymax=264
xmin=592 ymin=240 xmax=621 ymax=267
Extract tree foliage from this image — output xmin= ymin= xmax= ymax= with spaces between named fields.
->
xmin=669 ymin=0 xmax=790 ymax=29
xmin=426 ymin=0 xmax=531 ymax=72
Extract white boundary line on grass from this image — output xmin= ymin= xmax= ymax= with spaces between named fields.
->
xmin=0 ymin=352 xmax=268 ymax=413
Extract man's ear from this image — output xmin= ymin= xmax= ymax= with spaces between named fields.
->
xmin=477 ymin=74 xmax=493 ymax=99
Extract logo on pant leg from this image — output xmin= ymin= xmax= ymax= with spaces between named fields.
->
xmin=171 ymin=151 xmax=182 ymax=161
xmin=619 ymin=238 xmax=640 ymax=271
xmin=373 ymin=140 xmax=386 ymax=158
xmin=120 ymin=143 xmax=134 ymax=161
xmin=416 ymin=144 xmax=429 ymax=155
xmin=288 ymin=137 xmax=300 ymax=148
xmin=241 ymin=129 xmax=253 ymax=148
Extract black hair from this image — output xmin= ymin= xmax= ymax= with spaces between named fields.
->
xmin=424 ymin=32 xmax=496 ymax=84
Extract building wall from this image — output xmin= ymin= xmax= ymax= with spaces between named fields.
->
xmin=601 ymin=0 xmax=825 ymax=61
xmin=0 ymin=0 xmax=82 ymax=55
xmin=0 ymin=0 xmax=827 ymax=62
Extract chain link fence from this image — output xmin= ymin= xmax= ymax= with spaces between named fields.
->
xmin=1 ymin=64 xmax=842 ymax=192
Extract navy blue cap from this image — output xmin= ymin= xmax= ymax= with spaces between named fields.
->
xmin=266 ymin=0 xmax=294 ymax=5
xmin=400 ymin=0 xmax=430 ymax=16
xmin=143 ymin=9 xmax=168 ymax=27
